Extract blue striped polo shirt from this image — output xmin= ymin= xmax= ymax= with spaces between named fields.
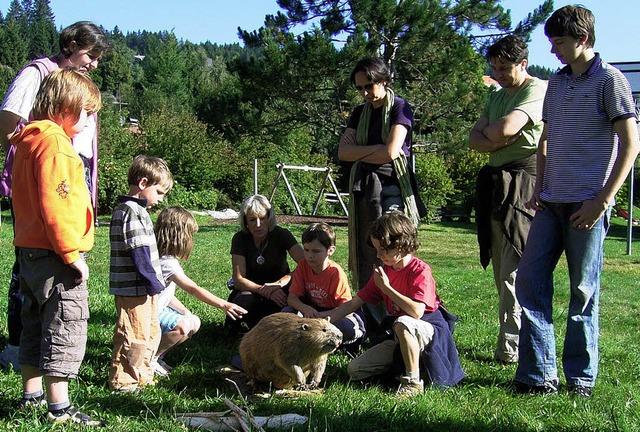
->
xmin=541 ymin=54 xmax=637 ymax=203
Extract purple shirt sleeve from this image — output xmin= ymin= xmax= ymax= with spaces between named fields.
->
xmin=345 ymin=97 xmax=413 ymax=155
xmin=131 ymin=246 xmax=165 ymax=296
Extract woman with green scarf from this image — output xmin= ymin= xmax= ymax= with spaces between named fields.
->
xmin=338 ymin=57 xmax=423 ymax=323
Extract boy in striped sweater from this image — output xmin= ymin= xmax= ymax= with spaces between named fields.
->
xmin=108 ymin=155 xmax=173 ymax=392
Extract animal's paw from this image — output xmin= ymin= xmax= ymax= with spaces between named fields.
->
xmin=307 ymin=381 xmax=320 ymax=390
xmin=293 ymin=383 xmax=308 ymax=391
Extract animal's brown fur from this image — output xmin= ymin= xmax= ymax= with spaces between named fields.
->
xmin=239 ymin=313 xmax=343 ymax=389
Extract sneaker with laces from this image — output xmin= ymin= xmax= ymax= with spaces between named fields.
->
xmin=0 ymin=344 xmax=21 ymax=371
xmin=569 ymin=385 xmax=592 ymax=399
xmin=17 ymin=394 xmax=47 ymax=409
xmin=47 ymin=406 xmax=105 ymax=427
xmin=156 ymin=358 xmax=173 ymax=373
xmin=151 ymin=358 xmax=171 ymax=377
xmin=395 ymin=376 xmax=424 ymax=399
xmin=512 ymin=379 xmax=559 ymax=395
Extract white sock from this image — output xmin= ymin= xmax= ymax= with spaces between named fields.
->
xmin=407 ymin=371 xmax=420 ymax=381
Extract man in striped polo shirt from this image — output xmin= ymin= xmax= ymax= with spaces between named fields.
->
xmin=513 ymin=5 xmax=639 ymax=399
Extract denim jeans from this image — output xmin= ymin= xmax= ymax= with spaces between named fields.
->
xmin=515 ymin=202 xmax=610 ymax=388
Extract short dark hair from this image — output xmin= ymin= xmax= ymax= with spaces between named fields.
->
xmin=367 ymin=211 xmax=419 ymax=255
xmin=59 ymin=21 xmax=110 ymax=57
xmin=350 ymin=57 xmax=392 ymax=86
xmin=544 ymin=5 xmax=596 ymax=48
xmin=302 ymin=222 xmax=335 ymax=249
xmin=486 ymin=35 xmax=529 ymax=64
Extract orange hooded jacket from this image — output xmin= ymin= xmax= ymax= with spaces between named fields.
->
xmin=11 ymin=120 xmax=94 ymax=264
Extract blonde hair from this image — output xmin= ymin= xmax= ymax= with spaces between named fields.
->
xmin=155 ymin=206 xmax=199 ymax=260
xmin=127 ymin=154 xmax=174 ymax=191
xmin=31 ymin=68 xmax=102 ymax=123
xmin=238 ymin=194 xmax=277 ymax=233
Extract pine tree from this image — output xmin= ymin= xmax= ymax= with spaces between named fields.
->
xmin=0 ymin=0 xmax=29 ymax=70
xmin=232 ymin=0 xmax=553 ymax=151
xmin=28 ymin=0 xmax=58 ymax=58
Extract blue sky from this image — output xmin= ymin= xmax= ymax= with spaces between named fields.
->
xmin=1 ymin=0 xmax=638 ymax=68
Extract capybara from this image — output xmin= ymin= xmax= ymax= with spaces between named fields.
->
xmin=239 ymin=312 xmax=343 ymax=389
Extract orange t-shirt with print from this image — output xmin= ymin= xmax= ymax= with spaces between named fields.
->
xmin=289 ymin=259 xmax=351 ymax=310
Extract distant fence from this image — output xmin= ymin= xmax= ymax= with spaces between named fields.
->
xmin=611 ymin=61 xmax=640 ymax=254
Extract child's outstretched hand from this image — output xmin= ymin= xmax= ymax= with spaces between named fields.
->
xmin=222 ymin=302 xmax=247 ymax=321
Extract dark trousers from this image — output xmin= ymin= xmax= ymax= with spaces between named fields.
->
xmin=6 ymin=201 xmax=23 ymax=346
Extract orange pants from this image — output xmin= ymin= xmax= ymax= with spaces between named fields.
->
xmin=108 ymin=295 xmax=160 ymax=390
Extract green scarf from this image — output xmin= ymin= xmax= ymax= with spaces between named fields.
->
xmin=347 ymin=88 xmax=421 ymax=285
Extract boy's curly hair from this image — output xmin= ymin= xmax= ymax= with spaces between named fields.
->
xmin=367 ymin=211 xmax=419 ymax=255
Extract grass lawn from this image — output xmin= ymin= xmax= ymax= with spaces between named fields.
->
xmin=0 ymin=210 xmax=639 ymax=431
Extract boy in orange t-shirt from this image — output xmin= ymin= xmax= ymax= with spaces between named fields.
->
xmin=287 ymin=222 xmax=366 ymax=348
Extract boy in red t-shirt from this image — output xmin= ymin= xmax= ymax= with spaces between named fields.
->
xmin=328 ymin=211 xmax=464 ymax=398
xmin=286 ymin=222 xmax=366 ymax=348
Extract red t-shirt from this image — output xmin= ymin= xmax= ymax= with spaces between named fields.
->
xmin=358 ymin=256 xmax=440 ymax=316
xmin=289 ymin=259 xmax=351 ymax=309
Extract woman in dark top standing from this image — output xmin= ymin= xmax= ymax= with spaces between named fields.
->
xmin=338 ymin=57 xmax=423 ymax=322
xmin=226 ymin=194 xmax=304 ymax=333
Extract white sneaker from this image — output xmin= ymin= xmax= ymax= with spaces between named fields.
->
xmin=0 ymin=344 xmax=21 ymax=371
xmin=395 ymin=376 xmax=424 ymax=398
xmin=156 ymin=358 xmax=173 ymax=372
xmin=151 ymin=358 xmax=171 ymax=377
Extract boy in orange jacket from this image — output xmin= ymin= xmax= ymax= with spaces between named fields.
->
xmin=11 ymin=68 xmax=104 ymax=426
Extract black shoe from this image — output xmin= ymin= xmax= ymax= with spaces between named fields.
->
xmin=568 ymin=385 xmax=592 ymax=399
xmin=512 ymin=380 xmax=558 ymax=395
xmin=47 ymin=406 xmax=106 ymax=427
xmin=16 ymin=394 xmax=46 ymax=409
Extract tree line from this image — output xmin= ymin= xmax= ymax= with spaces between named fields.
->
xmin=1 ymin=0 xmax=561 ymax=220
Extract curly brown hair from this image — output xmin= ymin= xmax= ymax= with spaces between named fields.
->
xmin=366 ymin=211 xmax=419 ymax=255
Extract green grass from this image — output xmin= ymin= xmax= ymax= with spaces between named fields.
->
xmin=0 ymin=211 xmax=639 ymax=431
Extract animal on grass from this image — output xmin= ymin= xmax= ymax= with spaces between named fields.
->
xmin=239 ymin=312 xmax=343 ymax=390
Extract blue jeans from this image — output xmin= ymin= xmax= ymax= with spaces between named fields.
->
xmin=515 ymin=202 xmax=610 ymax=388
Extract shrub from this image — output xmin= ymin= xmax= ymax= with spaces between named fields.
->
xmin=445 ymin=149 xmax=487 ymax=219
xmin=133 ymin=106 xmax=245 ymax=208
xmin=414 ymin=152 xmax=455 ymax=223
xmin=167 ymin=182 xmax=219 ymax=210
xmin=97 ymin=155 xmax=130 ymax=216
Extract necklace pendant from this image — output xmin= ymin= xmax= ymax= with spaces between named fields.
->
xmin=256 ymin=255 xmax=265 ymax=265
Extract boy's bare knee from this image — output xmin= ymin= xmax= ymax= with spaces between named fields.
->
xmin=393 ymin=320 xmax=412 ymax=338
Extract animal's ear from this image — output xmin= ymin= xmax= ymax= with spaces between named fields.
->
xmin=325 ymin=316 xmax=331 ymax=323
xmin=301 ymin=323 xmax=309 ymax=331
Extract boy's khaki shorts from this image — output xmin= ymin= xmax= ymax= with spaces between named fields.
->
xmin=18 ymin=247 xmax=89 ymax=377
xmin=347 ymin=315 xmax=434 ymax=381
